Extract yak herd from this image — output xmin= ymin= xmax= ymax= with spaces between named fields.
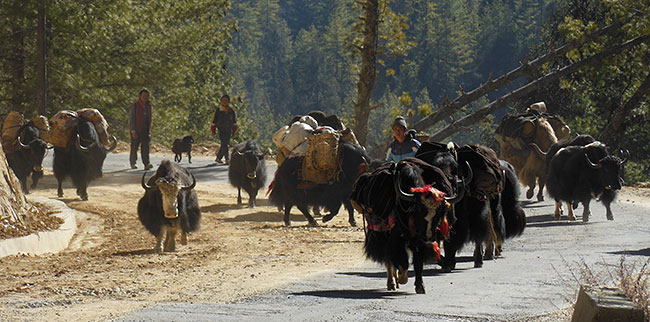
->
xmin=1 ymin=104 xmax=629 ymax=294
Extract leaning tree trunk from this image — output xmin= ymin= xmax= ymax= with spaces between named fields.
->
xmin=599 ymin=73 xmax=650 ymax=145
xmin=353 ymin=0 xmax=379 ymax=146
xmin=0 ymin=148 xmax=29 ymax=224
xmin=428 ymin=34 xmax=650 ymax=142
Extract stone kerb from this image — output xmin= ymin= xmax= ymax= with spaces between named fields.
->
xmin=0 ymin=196 xmax=77 ymax=258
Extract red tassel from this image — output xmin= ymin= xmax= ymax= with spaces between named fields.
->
xmin=410 ymin=184 xmax=432 ymax=194
xmin=430 ymin=241 xmax=441 ymax=261
xmin=266 ymin=179 xmax=275 ymax=196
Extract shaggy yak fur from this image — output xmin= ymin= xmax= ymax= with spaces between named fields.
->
xmin=53 ymin=119 xmax=117 ymax=200
xmin=228 ymin=140 xmax=267 ymax=208
xmin=415 ymin=142 xmax=525 ymax=271
xmin=138 ymin=160 xmax=200 ymax=253
xmin=5 ymin=121 xmax=50 ymax=193
xmin=546 ymin=141 xmax=626 ymax=222
xmin=352 ymin=158 xmax=456 ymax=294
xmin=269 ymin=142 xmax=368 ymax=227
xmin=172 ymin=135 xmax=194 ymax=163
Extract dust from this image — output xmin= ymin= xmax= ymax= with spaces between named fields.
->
xmin=0 ymin=167 xmax=365 ymax=321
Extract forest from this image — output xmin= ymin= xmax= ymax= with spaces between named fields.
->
xmin=1 ymin=0 xmax=649 ymax=182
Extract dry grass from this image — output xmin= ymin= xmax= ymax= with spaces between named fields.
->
xmin=553 ymin=255 xmax=650 ymax=321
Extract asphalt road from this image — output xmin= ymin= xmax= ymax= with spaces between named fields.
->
xmin=112 ymin=182 xmax=650 ymax=320
xmin=42 ymin=151 xmax=277 ymax=186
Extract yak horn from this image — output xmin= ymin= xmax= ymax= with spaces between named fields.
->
xmin=141 ymin=171 xmax=156 ymax=190
xmin=530 ymin=143 xmax=547 ymax=156
xmin=618 ymin=149 xmax=629 ymax=165
xmin=180 ymin=172 xmax=196 ymax=191
xmin=585 ymin=153 xmax=602 ymax=169
xmin=75 ymin=134 xmax=91 ymax=152
xmin=393 ymin=163 xmax=416 ymax=202
xmin=17 ymin=136 xmax=31 ymax=149
xmin=105 ymin=135 xmax=118 ymax=152
xmin=460 ymin=161 xmax=473 ymax=185
xmin=444 ymin=176 xmax=465 ymax=204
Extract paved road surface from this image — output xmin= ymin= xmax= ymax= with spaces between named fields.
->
xmin=114 ymin=182 xmax=650 ymax=321
xmin=42 ymin=151 xmax=277 ymax=186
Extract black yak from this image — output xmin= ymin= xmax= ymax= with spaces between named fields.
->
xmin=228 ymin=140 xmax=267 ymax=208
xmin=138 ymin=160 xmax=200 ymax=253
xmin=546 ymin=141 xmax=627 ymax=222
xmin=172 ymin=135 xmax=194 ymax=163
xmin=416 ymin=143 xmax=525 ymax=271
xmin=53 ymin=119 xmax=117 ymax=200
xmin=269 ymin=142 xmax=368 ymax=227
xmin=545 ymin=134 xmax=596 ymax=171
xmin=5 ymin=121 xmax=52 ymax=193
xmin=352 ymin=158 xmax=460 ymax=293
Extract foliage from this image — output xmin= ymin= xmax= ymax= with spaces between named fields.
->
xmin=0 ymin=0 xmax=236 ymax=145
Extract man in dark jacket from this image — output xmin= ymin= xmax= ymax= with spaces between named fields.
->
xmin=386 ymin=116 xmax=420 ymax=162
xmin=129 ymin=89 xmax=153 ymax=170
xmin=211 ymin=94 xmax=237 ymax=164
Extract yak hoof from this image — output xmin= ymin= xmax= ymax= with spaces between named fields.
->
xmin=80 ymin=195 xmax=88 ymax=201
xmin=484 ymin=251 xmax=494 ymax=261
xmin=283 ymin=220 xmax=291 ymax=227
xmin=606 ymin=213 xmax=614 ymax=221
xmin=237 ymin=198 xmax=242 ymax=205
xmin=322 ymin=214 xmax=335 ymax=223
xmin=572 ymin=201 xmax=579 ymax=209
xmin=387 ymin=282 xmax=396 ymax=291
xmin=349 ymin=220 xmax=357 ymax=227
xmin=554 ymin=212 xmax=561 ymax=221
xmin=474 ymin=260 xmax=483 ymax=268
xmin=526 ymin=189 xmax=534 ymax=199
xmin=537 ymin=194 xmax=544 ymax=202
xmin=415 ymin=285 xmax=426 ymax=294
xmin=308 ymin=220 xmax=319 ymax=227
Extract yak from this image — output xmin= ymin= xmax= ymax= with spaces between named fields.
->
xmin=545 ymin=134 xmax=596 ymax=171
xmin=546 ymin=141 xmax=627 ymax=222
xmin=172 ymin=135 xmax=194 ymax=164
xmin=269 ymin=141 xmax=368 ymax=227
xmin=5 ymin=121 xmax=52 ymax=193
xmin=138 ymin=160 xmax=200 ymax=253
xmin=352 ymin=158 xmax=460 ymax=293
xmin=53 ymin=118 xmax=117 ymax=200
xmin=416 ymin=143 xmax=525 ymax=271
xmin=228 ymin=140 xmax=267 ymax=208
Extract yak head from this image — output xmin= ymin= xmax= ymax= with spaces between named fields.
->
xmin=17 ymin=122 xmax=52 ymax=172
xmin=142 ymin=170 xmax=196 ymax=218
xmin=585 ymin=149 xmax=628 ymax=191
xmin=237 ymin=150 xmax=264 ymax=183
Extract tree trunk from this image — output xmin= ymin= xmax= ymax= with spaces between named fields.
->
xmin=414 ymin=20 xmax=627 ymax=133
xmin=353 ymin=0 xmax=379 ymax=146
xmin=37 ymin=3 xmax=48 ymax=116
xmin=599 ymin=73 xmax=650 ymax=145
xmin=429 ymin=34 xmax=650 ymax=142
xmin=0 ymin=149 xmax=28 ymax=224
xmin=8 ymin=2 xmax=26 ymax=112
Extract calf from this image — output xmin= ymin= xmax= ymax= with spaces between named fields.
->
xmin=228 ymin=140 xmax=267 ymax=208
xmin=172 ymin=135 xmax=194 ymax=163
xmin=138 ymin=160 xmax=201 ymax=253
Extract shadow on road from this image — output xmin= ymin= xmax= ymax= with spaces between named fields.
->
xmin=223 ymin=211 xmax=285 ymax=223
xmin=526 ymin=214 xmax=555 ymax=223
xmin=527 ymin=220 xmax=585 ymax=228
xmin=521 ymin=200 xmax=548 ymax=208
xmin=291 ymin=289 xmax=409 ymax=299
xmin=113 ymin=248 xmax=156 ymax=256
xmin=608 ymin=248 xmax=650 ymax=256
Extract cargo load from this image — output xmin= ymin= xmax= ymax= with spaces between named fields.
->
xmin=302 ymin=131 xmax=340 ymax=184
xmin=1 ymin=112 xmax=25 ymax=153
xmin=77 ymin=108 xmax=110 ymax=146
xmin=47 ymin=110 xmax=79 ymax=148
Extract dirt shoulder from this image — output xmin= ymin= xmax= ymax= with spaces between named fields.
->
xmin=0 ymin=172 xmax=365 ymax=321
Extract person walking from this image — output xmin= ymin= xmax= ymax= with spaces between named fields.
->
xmin=211 ymin=94 xmax=237 ymax=164
xmin=386 ymin=116 xmax=420 ymax=162
xmin=129 ymin=89 xmax=153 ymax=170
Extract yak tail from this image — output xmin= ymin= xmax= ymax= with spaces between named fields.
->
xmin=363 ymin=230 xmax=389 ymax=263
xmin=501 ymin=162 xmax=526 ymax=238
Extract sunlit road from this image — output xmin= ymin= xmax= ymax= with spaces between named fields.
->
xmin=115 ymin=184 xmax=650 ymax=321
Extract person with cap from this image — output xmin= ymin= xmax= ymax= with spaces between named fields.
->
xmin=386 ymin=116 xmax=421 ymax=162
xmin=129 ymin=89 xmax=153 ymax=170
xmin=211 ymin=94 xmax=237 ymax=164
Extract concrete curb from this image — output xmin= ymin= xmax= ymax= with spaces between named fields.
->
xmin=0 ymin=195 xmax=77 ymax=258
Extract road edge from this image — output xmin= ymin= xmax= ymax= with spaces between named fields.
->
xmin=0 ymin=195 xmax=77 ymax=258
